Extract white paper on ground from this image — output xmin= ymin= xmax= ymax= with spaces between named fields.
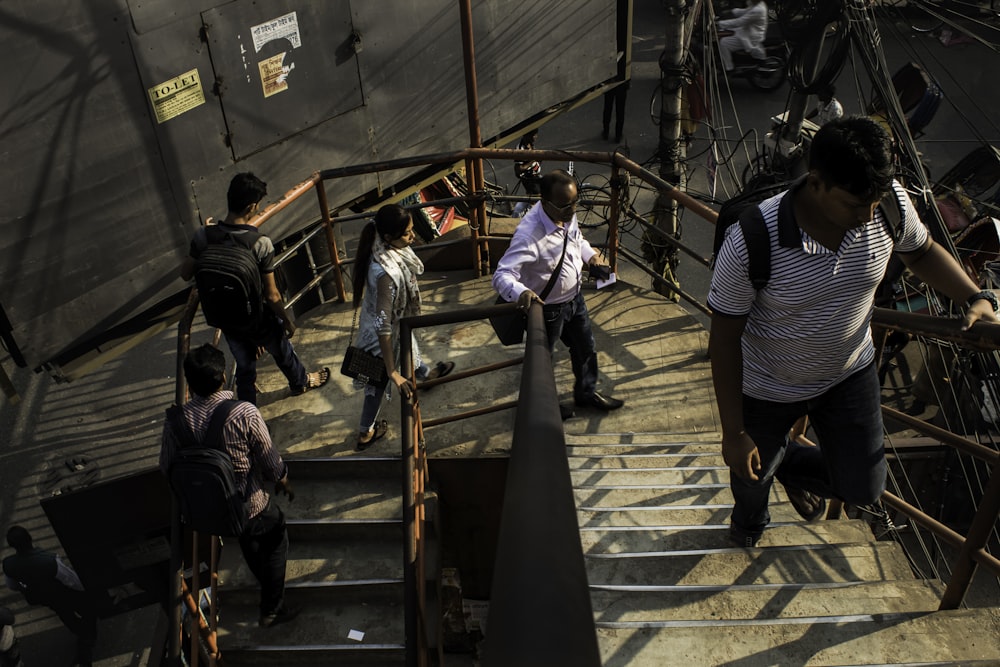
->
xmin=348 ymin=629 xmax=365 ymax=642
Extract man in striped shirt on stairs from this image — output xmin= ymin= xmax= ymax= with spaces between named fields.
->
xmin=708 ymin=116 xmax=999 ymax=547
xmin=160 ymin=344 xmax=299 ymax=628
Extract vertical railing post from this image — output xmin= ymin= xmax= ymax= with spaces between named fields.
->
xmin=458 ymin=0 xmax=487 ymax=276
xmin=940 ymin=462 xmax=1000 ymax=609
xmin=607 ymin=164 xmax=622 ymax=273
xmin=314 ymin=174 xmax=347 ymax=302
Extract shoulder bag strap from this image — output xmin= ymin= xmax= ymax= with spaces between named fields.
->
xmin=538 ymin=231 xmax=571 ymax=301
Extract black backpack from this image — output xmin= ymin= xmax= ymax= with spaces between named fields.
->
xmin=166 ymin=400 xmax=249 ymax=537
xmin=712 ymin=179 xmax=905 ymax=290
xmin=195 ymin=225 xmax=264 ymax=334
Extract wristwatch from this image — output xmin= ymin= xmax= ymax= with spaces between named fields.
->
xmin=967 ymin=290 xmax=999 ymax=312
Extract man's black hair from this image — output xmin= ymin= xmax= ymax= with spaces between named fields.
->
xmin=6 ymin=526 xmax=32 ymax=551
xmin=184 ymin=344 xmax=227 ymax=397
xmin=809 ymin=116 xmax=894 ymax=201
xmin=227 ymin=172 xmax=268 ymax=214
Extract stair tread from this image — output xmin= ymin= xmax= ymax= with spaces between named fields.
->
xmin=595 ymin=607 xmax=1000 ymax=666
xmin=281 ymin=477 xmax=402 ymax=522
xmin=585 ymin=542 xmax=916 ymax=586
xmin=580 ymin=520 xmax=875 ymax=552
xmin=590 ymin=579 xmax=944 ymax=622
xmin=219 ymin=538 xmax=402 ymax=588
xmin=217 ymin=599 xmax=405 ymax=649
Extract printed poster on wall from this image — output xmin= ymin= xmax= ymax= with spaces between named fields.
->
xmin=251 ymin=12 xmax=300 ymax=98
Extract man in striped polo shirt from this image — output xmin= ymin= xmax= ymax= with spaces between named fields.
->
xmin=708 ymin=116 xmax=998 ymax=547
xmin=160 ymin=344 xmax=299 ymax=628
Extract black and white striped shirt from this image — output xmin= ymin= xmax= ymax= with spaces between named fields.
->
xmin=708 ymin=180 xmax=928 ymax=402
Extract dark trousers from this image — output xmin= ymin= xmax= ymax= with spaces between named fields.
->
xmin=542 ymin=291 xmax=598 ymax=400
xmin=43 ymin=589 xmax=96 ymax=662
xmin=224 ymin=317 xmax=307 ymax=405
xmin=732 ymin=363 xmax=887 ymax=539
xmin=237 ymin=499 xmax=289 ymax=617
xmin=602 ymin=86 xmax=628 ymax=139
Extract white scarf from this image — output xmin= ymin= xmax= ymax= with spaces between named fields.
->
xmin=372 ymin=236 xmax=423 ymax=319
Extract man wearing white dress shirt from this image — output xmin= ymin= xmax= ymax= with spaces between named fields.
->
xmin=493 ymin=169 xmax=624 ymax=413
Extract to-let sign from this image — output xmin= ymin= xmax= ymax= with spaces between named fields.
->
xmin=147 ymin=68 xmax=206 ymax=124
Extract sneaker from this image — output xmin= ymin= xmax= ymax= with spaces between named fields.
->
xmin=854 ymin=501 xmax=907 ymax=538
xmin=259 ymin=604 xmax=301 ymax=629
xmin=729 ymin=524 xmax=761 ymax=548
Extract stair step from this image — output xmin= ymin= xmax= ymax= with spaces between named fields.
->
xmin=566 ymin=443 xmax=721 ymax=458
xmin=223 ymin=644 xmax=404 ymax=666
xmin=580 ymin=520 xmax=875 ymax=552
xmin=590 ymin=579 xmax=944 ymax=622
xmin=219 ymin=538 xmax=402 ymax=591
xmin=571 ymin=466 xmax=730 ymax=485
xmin=565 ymin=432 xmax=721 ymax=447
xmin=283 ymin=476 xmax=401 ymax=522
xmin=585 ymin=542 xmax=916 ymax=586
xmin=286 ymin=518 xmax=403 ymax=542
xmin=573 ymin=484 xmax=766 ymax=507
xmin=286 ymin=456 xmax=402 ymax=479
xmin=217 ymin=599 xmax=405 ymax=663
xmin=568 ymin=452 xmax=725 ymax=469
xmin=578 ymin=499 xmax=813 ymax=527
xmin=594 ymin=607 xmax=1000 ymax=666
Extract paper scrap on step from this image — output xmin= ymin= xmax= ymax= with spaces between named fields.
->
xmin=348 ymin=629 xmax=365 ymax=642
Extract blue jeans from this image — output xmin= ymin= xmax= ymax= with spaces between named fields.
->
xmin=224 ymin=316 xmax=307 ymax=405
xmin=543 ymin=290 xmax=598 ymax=400
xmin=731 ymin=362 xmax=887 ymax=540
xmin=359 ymin=362 xmax=429 ymax=432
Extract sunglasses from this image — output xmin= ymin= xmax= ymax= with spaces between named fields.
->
xmin=543 ymin=197 xmax=579 ymax=214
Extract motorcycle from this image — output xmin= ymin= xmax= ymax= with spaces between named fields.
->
xmin=718 ymin=25 xmax=788 ymax=92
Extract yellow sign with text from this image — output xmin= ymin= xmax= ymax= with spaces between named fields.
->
xmin=147 ymin=68 xmax=205 ymax=124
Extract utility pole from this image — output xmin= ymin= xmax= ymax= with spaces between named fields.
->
xmin=647 ymin=0 xmax=688 ymax=300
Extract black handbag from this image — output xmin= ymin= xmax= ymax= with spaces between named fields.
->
xmin=340 ymin=309 xmax=389 ymax=386
xmin=490 ymin=232 xmax=569 ymax=346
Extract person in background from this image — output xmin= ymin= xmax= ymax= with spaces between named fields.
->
xmin=717 ymin=0 xmax=768 ymax=72
xmin=806 ymin=84 xmax=845 ymax=126
xmin=513 ymin=130 xmax=542 ymax=217
xmin=0 ymin=607 xmax=24 ymax=667
xmin=3 ymin=526 xmax=95 ymax=667
xmin=351 ymin=205 xmax=455 ymax=450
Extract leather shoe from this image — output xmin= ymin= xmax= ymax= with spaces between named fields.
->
xmin=260 ymin=604 xmax=301 ymax=629
xmin=559 ymin=404 xmax=575 ymax=420
xmin=575 ymin=391 xmax=624 ymax=411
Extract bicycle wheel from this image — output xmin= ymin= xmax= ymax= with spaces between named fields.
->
xmin=910 ymin=1 xmax=944 ymax=32
xmin=577 ymin=185 xmax=613 ymax=229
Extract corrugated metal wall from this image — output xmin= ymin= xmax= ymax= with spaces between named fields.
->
xmin=0 ymin=0 xmax=619 ymax=370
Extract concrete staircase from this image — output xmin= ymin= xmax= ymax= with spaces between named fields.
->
xmin=214 ymin=456 xmax=410 ymax=666
xmin=570 ymin=433 xmax=1000 ymax=667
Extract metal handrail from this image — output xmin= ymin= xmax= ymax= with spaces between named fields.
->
xmin=398 ymin=302 xmax=601 ymax=667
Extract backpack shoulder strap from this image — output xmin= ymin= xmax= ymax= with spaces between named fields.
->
xmin=738 ymin=205 xmax=771 ymax=291
xmin=205 ymin=224 xmax=259 ymax=249
xmin=203 ymin=400 xmax=239 ymax=452
xmin=878 ymin=187 xmax=904 ymax=243
xmin=167 ymin=400 xmax=238 ymax=451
